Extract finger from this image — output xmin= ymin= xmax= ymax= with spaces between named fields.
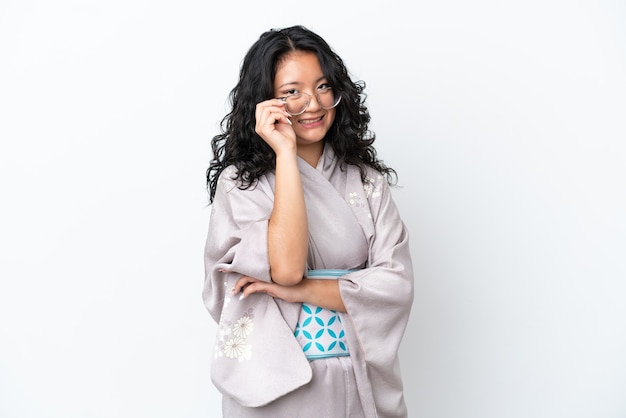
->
xmin=255 ymin=102 xmax=290 ymax=124
xmin=257 ymin=99 xmax=287 ymax=111
xmin=241 ymin=281 xmax=270 ymax=300
xmin=241 ymin=282 xmax=258 ymax=299
xmin=264 ymin=109 xmax=291 ymax=127
xmin=255 ymin=112 xmax=277 ymax=136
xmin=232 ymin=275 xmax=255 ymax=294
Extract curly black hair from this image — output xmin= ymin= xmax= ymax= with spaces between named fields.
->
xmin=206 ymin=25 xmax=397 ymax=203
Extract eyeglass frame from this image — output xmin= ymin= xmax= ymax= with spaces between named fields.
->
xmin=275 ymin=86 xmax=342 ymax=116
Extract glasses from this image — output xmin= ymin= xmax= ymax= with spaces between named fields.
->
xmin=276 ymin=86 xmax=341 ymax=116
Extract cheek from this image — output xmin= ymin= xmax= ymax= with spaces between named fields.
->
xmin=328 ymin=109 xmax=337 ymax=128
xmin=326 ymin=110 xmax=337 ymax=126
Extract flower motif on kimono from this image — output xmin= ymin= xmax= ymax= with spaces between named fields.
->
xmin=347 ymin=191 xmax=365 ymax=208
xmin=363 ymin=174 xmax=383 ymax=199
xmin=215 ymin=281 xmax=255 ymax=361
xmin=232 ymin=315 xmax=254 ymax=338
xmin=224 ymin=336 xmax=246 ymax=359
xmin=215 ymin=311 xmax=255 ymax=361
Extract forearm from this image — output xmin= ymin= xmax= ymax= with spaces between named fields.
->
xmin=299 ymin=279 xmax=346 ymax=312
xmin=268 ymin=152 xmax=308 ymax=285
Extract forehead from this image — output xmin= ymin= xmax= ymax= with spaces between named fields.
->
xmin=274 ymin=51 xmax=324 ymax=86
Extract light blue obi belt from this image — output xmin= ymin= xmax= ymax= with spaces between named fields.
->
xmin=294 ymin=269 xmax=355 ymax=360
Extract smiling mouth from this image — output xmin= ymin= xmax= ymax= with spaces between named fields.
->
xmin=298 ymin=115 xmax=323 ymax=125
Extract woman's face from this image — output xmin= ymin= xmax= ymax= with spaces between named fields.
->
xmin=273 ymin=51 xmax=337 ymax=149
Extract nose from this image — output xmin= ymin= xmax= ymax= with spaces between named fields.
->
xmin=306 ymin=92 xmax=322 ymax=112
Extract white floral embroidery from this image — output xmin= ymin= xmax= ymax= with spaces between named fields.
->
xmin=348 ymin=174 xmax=384 ymax=207
xmin=215 ymin=313 xmax=255 ymax=361
xmin=224 ymin=336 xmax=246 ymax=359
xmin=363 ymin=174 xmax=383 ymax=199
xmin=232 ymin=315 xmax=254 ymax=337
xmin=347 ymin=191 xmax=365 ymax=208
xmin=214 ymin=280 xmax=256 ymax=361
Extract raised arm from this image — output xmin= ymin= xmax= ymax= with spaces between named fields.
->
xmin=268 ymin=151 xmax=308 ymax=284
xmin=255 ymin=99 xmax=308 ymax=285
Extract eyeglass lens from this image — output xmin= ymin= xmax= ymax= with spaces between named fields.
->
xmin=283 ymin=88 xmax=341 ymax=115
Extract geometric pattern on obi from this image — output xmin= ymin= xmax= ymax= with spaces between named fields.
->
xmin=294 ymin=303 xmax=349 ymax=359
xmin=294 ymin=269 xmax=355 ymax=360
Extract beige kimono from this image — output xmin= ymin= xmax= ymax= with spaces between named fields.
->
xmin=203 ymin=146 xmax=414 ymax=417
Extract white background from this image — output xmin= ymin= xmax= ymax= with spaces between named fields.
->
xmin=1 ymin=0 xmax=625 ymax=417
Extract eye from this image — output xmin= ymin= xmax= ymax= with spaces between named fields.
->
xmin=317 ymin=83 xmax=332 ymax=91
xmin=282 ymin=89 xmax=299 ymax=96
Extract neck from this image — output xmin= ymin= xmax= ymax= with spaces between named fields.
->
xmin=297 ymin=141 xmax=324 ymax=167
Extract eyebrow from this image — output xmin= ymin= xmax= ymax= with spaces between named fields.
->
xmin=276 ymin=76 xmax=327 ymax=90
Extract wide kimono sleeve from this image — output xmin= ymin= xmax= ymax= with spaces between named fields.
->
xmin=202 ymin=167 xmax=312 ymax=407
xmin=338 ymin=173 xmax=414 ymax=418
xmin=203 ymin=167 xmax=274 ymax=322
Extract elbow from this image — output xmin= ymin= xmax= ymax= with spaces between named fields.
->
xmin=270 ymin=267 xmax=305 ymax=286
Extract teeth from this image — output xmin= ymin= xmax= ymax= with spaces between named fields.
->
xmin=300 ymin=117 xmax=322 ymax=125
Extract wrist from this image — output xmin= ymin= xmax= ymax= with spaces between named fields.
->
xmin=274 ymin=150 xmax=298 ymax=166
xmin=295 ymin=279 xmax=310 ymax=304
